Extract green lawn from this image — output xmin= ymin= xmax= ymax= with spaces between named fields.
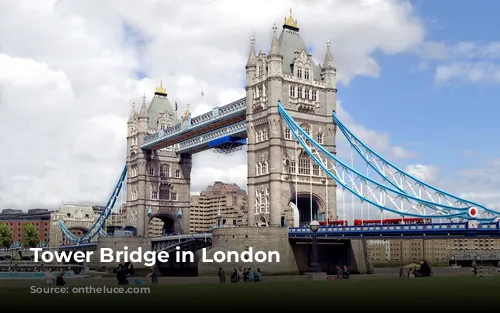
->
xmin=2 ymin=276 xmax=499 ymax=309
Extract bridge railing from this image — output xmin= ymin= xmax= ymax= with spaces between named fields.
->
xmin=176 ymin=121 xmax=246 ymax=153
xmin=142 ymin=98 xmax=246 ymax=147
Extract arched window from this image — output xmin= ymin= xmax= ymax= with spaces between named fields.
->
xmin=305 ymin=88 xmax=310 ymax=100
xmin=255 ymin=164 xmax=259 ymax=175
xmin=256 ymin=130 xmax=262 ymax=143
xmin=160 ymin=164 xmax=170 ymax=177
xmin=263 ymin=161 xmax=269 ymax=174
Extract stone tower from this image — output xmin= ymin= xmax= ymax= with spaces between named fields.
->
xmin=126 ymin=82 xmax=192 ymax=237
xmin=246 ymin=10 xmax=337 ymax=228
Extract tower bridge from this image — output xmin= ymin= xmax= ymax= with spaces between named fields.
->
xmin=54 ymin=10 xmax=500 ymax=276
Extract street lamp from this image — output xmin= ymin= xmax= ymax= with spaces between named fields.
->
xmin=309 ymin=220 xmax=321 ymax=272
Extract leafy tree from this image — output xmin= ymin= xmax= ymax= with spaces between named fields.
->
xmin=0 ymin=222 xmax=13 ymax=248
xmin=22 ymin=221 xmax=39 ymax=248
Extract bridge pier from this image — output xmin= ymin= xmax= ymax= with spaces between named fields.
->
xmin=198 ymin=227 xmax=299 ymax=276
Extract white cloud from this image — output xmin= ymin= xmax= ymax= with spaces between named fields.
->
xmin=417 ymin=41 xmax=500 ymax=84
xmin=403 ymin=164 xmax=439 ymax=182
xmin=0 ymin=0 xmax=429 ymax=210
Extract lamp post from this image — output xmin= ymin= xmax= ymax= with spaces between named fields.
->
xmin=309 ymin=220 xmax=321 ymax=272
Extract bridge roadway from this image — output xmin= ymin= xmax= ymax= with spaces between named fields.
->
xmin=141 ymin=97 xmax=246 ymax=151
xmin=45 ymin=221 xmax=500 ymax=252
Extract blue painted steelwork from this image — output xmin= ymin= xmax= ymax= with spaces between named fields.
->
xmin=176 ymin=121 xmax=246 ymax=153
xmin=277 ymin=101 xmax=500 ymax=220
xmin=59 ymin=165 xmax=127 ymax=244
xmin=289 ymin=221 xmax=500 ymax=238
xmin=142 ymin=98 xmax=246 ymax=150
xmin=208 ymin=136 xmax=247 ymax=148
xmin=332 ymin=113 xmax=499 ymax=219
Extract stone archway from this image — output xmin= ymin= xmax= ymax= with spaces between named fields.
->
xmin=255 ymin=215 xmax=268 ymax=227
xmin=148 ymin=212 xmax=183 ymax=237
xmin=289 ymin=192 xmax=325 ymax=227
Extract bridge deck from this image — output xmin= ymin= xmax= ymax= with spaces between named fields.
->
xmin=141 ymin=98 xmax=246 ymax=151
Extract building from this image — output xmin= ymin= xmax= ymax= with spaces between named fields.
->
xmin=366 ymin=238 xmax=500 ymax=265
xmin=245 ymin=10 xmax=337 ymax=228
xmin=49 ymin=204 xmax=99 ymax=246
xmin=189 ymin=182 xmax=247 ymax=233
xmin=0 ymin=209 xmax=51 ymax=245
xmin=126 ymin=84 xmax=191 ymax=237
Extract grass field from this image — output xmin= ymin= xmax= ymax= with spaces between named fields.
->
xmin=2 ymin=276 xmax=499 ymax=309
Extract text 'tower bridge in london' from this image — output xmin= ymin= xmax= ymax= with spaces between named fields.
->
xmin=55 ymin=10 xmax=500 ymax=275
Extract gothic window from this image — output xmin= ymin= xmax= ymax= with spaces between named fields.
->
xmin=313 ymin=164 xmax=320 ymax=176
xmin=255 ymin=190 xmax=261 ymax=214
xmin=263 ymin=161 xmax=269 ymax=174
xmin=175 ymin=167 xmax=180 ymax=178
xmin=297 ymin=67 xmax=302 ymax=79
xmin=255 ymin=164 xmax=259 ymax=176
xmin=131 ymin=166 xmax=138 ymax=177
xmin=300 ymin=87 xmax=305 ymax=98
xmin=301 ymin=124 xmax=311 ymax=136
xmin=256 ymin=130 xmax=262 ymax=143
xmin=317 ymin=132 xmax=324 ymax=144
xmin=160 ymin=123 xmax=166 ymax=130
xmin=305 ymin=88 xmax=310 ymax=100
xmin=312 ymin=90 xmax=317 ymax=101
xmin=131 ymin=189 xmax=138 ymax=201
xmin=284 ymin=127 xmax=291 ymax=140
xmin=288 ymin=160 xmax=296 ymax=174
xmin=159 ymin=185 xmax=171 ymax=200
xmin=305 ymin=69 xmax=310 ymax=80
xmin=148 ymin=167 xmax=155 ymax=176
xmin=151 ymin=189 xmax=158 ymax=200
xmin=160 ymin=164 xmax=170 ymax=177
xmin=289 ymin=85 xmax=295 ymax=98
xmin=298 ymin=158 xmax=310 ymax=175
xmin=170 ymin=189 xmax=177 ymax=201
xmin=262 ymin=128 xmax=268 ymax=140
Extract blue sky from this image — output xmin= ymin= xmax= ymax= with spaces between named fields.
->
xmin=338 ymin=0 xmax=500 ymax=178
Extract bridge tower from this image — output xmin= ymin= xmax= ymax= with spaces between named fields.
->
xmin=246 ymin=10 xmax=337 ymax=228
xmin=126 ymin=83 xmax=192 ymax=237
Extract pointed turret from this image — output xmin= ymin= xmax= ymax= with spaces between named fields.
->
xmin=128 ymin=101 xmax=137 ymax=123
xmin=323 ymin=38 xmax=335 ymax=70
xmin=269 ymin=23 xmax=280 ymax=56
xmin=138 ymin=93 xmax=149 ymax=133
xmin=268 ymin=23 xmax=283 ymax=79
xmin=139 ymin=94 xmax=148 ymax=117
xmin=246 ymin=35 xmax=257 ymax=69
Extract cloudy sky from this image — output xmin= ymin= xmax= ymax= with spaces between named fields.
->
xmin=0 ymin=0 xmax=499 ymax=217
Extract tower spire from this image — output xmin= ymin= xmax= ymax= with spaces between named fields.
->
xmin=128 ymin=101 xmax=137 ymax=123
xmin=139 ymin=93 xmax=148 ymax=117
xmin=323 ymin=37 xmax=335 ymax=69
xmin=155 ymin=81 xmax=167 ymax=96
xmin=283 ymin=8 xmax=299 ymax=31
xmin=246 ymin=35 xmax=257 ymax=68
xmin=269 ymin=23 xmax=280 ymax=56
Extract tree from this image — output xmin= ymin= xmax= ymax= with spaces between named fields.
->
xmin=22 ymin=221 xmax=39 ymax=248
xmin=0 ymin=222 xmax=13 ymax=248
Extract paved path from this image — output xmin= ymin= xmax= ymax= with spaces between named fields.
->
xmin=1 ymin=266 xmax=496 ymax=287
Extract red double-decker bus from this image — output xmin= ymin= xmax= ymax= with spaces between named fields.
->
xmin=319 ymin=220 xmax=348 ymax=226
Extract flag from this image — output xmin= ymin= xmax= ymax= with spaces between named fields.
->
xmin=175 ymin=101 xmax=178 ymax=111
xmin=201 ymin=90 xmax=204 ymax=97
